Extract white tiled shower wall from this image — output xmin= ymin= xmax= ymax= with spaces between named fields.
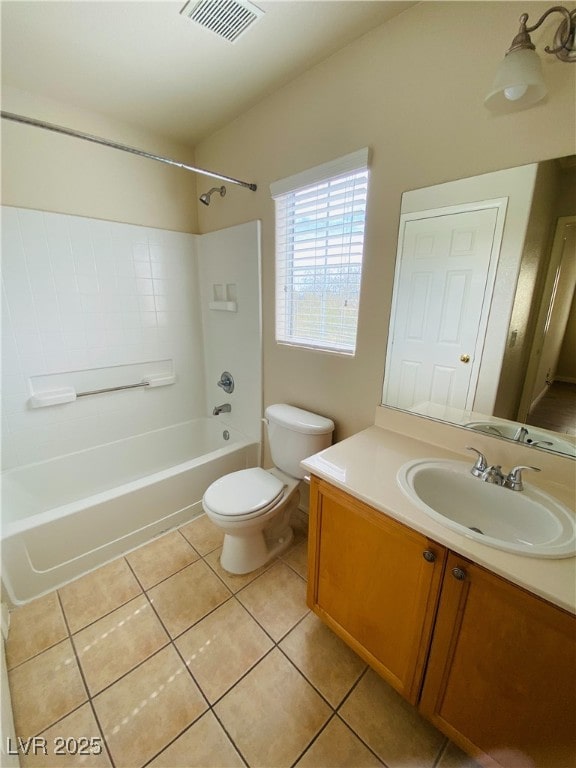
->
xmin=1 ymin=207 xmax=206 ymax=470
xmin=198 ymin=221 xmax=262 ymax=444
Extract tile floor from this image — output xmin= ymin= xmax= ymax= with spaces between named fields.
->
xmin=5 ymin=514 xmax=480 ymax=768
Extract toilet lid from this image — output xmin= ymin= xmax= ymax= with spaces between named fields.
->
xmin=203 ymin=468 xmax=285 ymax=517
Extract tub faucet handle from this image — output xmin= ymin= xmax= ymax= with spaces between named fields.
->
xmin=217 ymin=371 xmax=234 ymax=394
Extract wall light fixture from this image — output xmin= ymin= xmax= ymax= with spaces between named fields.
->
xmin=485 ymin=6 xmax=575 ymax=111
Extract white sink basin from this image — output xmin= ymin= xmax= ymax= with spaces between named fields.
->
xmin=465 ymin=422 xmax=576 ymax=457
xmin=398 ymin=459 xmax=576 ymax=558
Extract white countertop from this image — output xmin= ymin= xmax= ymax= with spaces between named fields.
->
xmin=302 ymin=424 xmax=576 ymax=614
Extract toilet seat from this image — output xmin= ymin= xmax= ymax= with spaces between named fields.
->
xmin=203 ymin=467 xmax=285 ymax=519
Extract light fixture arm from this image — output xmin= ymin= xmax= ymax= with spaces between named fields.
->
xmin=507 ymin=6 xmax=576 ymax=62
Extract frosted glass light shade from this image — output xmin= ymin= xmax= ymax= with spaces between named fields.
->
xmin=485 ymin=48 xmax=548 ymax=111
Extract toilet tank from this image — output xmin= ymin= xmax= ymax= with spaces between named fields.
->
xmin=265 ymin=404 xmax=334 ymax=479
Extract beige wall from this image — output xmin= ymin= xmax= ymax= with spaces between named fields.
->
xmin=557 ymin=164 xmax=576 ymax=217
xmin=555 ymin=166 xmax=576 ymax=383
xmin=1 ymin=86 xmax=198 ymax=233
xmin=2 ymin=3 xmax=575 ymax=442
xmin=499 ymin=160 xmax=559 ymax=421
xmin=194 ymin=1 xmax=576 ymax=441
xmin=557 ymin=291 xmax=576 ymax=383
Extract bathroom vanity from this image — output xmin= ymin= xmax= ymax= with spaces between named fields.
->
xmin=302 ymin=408 xmax=576 ymax=768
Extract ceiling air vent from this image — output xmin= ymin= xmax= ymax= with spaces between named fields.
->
xmin=180 ymin=0 xmax=264 ymax=43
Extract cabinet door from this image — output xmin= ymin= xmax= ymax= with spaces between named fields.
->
xmin=420 ymin=552 xmax=576 ymax=768
xmin=307 ymin=477 xmax=446 ymax=704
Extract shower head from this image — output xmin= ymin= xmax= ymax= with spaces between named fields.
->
xmin=199 ymin=186 xmax=226 ymax=206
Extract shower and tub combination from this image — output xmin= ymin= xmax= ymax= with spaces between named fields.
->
xmin=1 ymin=216 xmax=262 ymax=602
xmin=1 ymin=119 xmax=264 ymax=605
xmin=1 ymin=220 xmax=263 ymax=604
xmin=1 ymin=419 xmax=259 ymax=604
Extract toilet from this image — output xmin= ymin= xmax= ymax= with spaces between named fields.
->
xmin=202 ymin=404 xmax=334 ymax=574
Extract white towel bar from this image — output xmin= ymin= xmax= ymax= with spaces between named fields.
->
xmin=28 ymin=374 xmax=175 ymax=408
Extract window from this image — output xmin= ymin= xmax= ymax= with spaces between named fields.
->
xmin=271 ymin=149 xmax=369 ymax=355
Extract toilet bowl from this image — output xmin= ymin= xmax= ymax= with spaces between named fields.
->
xmin=203 ymin=467 xmax=300 ymax=574
xmin=202 ymin=404 xmax=334 ymax=574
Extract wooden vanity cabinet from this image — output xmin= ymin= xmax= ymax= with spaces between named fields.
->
xmin=307 ymin=476 xmax=576 ymax=768
xmin=306 ymin=476 xmax=447 ymax=704
xmin=420 ymin=551 xmax=576 ymax=768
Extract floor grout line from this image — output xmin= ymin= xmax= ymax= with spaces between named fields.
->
xmin=6 ymin=521 xmax=460 ymax=768
xmin=119 ymin=543 xmax=293 ymax=766
xmin=288 ymin=711 xmax=337 ymax=768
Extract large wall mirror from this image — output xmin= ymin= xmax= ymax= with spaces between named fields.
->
xmin=382 ymin=155 xmax=576 ymax=459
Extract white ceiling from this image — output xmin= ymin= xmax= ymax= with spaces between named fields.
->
xmin=1 ymin=1 xmax=414 ymax=146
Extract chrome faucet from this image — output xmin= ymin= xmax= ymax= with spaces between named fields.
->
xmin=513 ymin=426 xmax=529 ymax=443
xmin=466 ymin=447 xmax=488 ymax=478
xmin=466 ymin=447 xmax=540 ymax=491
xmin=481 ymin=465 xmax=505 ymax=485
xmin=213 ymin=403 xmax=231 ymax=416
xmin=503 ymin=465 xmax=541 ymax=491
xmin=217 ymin=371 xmax=234 ymax=394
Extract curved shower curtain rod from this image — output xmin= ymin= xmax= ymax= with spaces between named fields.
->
xmin=1 ymin=111 xmax=258 ymax=192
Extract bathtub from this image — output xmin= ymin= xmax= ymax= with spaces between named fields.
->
xmin=1 ymin=418 xmax=259 ymax=604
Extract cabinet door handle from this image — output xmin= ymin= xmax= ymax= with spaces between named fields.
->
xmin=452 ymin=566 xmax=467 ymax=581
xmin=422 ymin=550 xmax=436 ymax=563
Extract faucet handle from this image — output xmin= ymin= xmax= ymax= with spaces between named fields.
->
xmin=466 ymin=446 xmax=488 ymax=477
xmin=217 ymin=371 xmax=234 ymax=394
xmin=504 ymin=465 xmax=541 ymax=491
xmin=513 ymin=426 xmax=529 ymax=443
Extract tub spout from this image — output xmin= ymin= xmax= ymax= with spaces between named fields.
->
xmin=213 ymin=403 xmax=231 ymax=416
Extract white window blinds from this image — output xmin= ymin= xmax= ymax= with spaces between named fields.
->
xmin=271 ymin=149 xmax=369 ymax=355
